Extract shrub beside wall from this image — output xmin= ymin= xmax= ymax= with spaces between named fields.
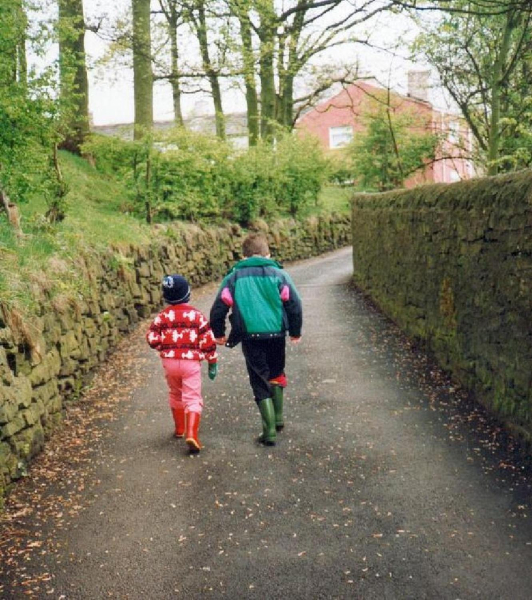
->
xmin=352 ymin=171 xmax=532 ymax=440
xmin=0 ymin=214 xmax=351 ymax=503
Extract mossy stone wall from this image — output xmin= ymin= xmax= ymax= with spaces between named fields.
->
xmin=352 ymin=172 xmax=532 ymax=440
xmin=0 ymin=215 xmax=351 ymax=503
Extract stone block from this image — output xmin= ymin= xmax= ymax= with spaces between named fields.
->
xmin=0 ymin=441 xmax=13 ymax=465
xmin=83 ymin=318 xmax=97 ymax=336
xmin=87 ymin=336 xmax=100 ymax=353
xmin=15 ymin=355 xmax=32 ymax=377
xmin=43 ymin=315 xmax=62 ymax=344
xmin=43 ymin=412 xmax=62 ymax=436
xmin=1 ymin=415 xmax=26 ymax=438
xmin=0 ymin=445 xmax=18 ymax=479
xmin=13 ymin=376 xmax=32 ymax=408
xmin=20 ymin=402 xmax=44 ymax=427
xmin=29 ymin=355 xmax=54 ymax=387
xmin=59 ymin=331 xmax=79 ymax=359
xmin=0 ymin=401 xmax=18 ymax=425
xmin=44 ymin=394 xmax=62 ymax=415
xmin=58 ymin=377 xmax=76 ymax=394
xmin=0 ymin=360 xmax=14 ymax=385
xmin=0 ymin=347 xmax=8 ymax=368
xmin=0 ymin=327 xmax=15 ymax=349
xmin=59 ymin=357 xmax=77 ymax=378
xmin=137 ymin=262 xmax=151 ymax=278
xmin=12 ymin=424 xmax=45 ymax=459
xmin=129 ymin=280 xmax=142 ymax=298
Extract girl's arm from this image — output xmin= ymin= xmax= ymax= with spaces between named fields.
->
xmin=146 ymin=317 xmax=163 ymax=349
xmin=198 ymin=318 xmax=218 ymax=363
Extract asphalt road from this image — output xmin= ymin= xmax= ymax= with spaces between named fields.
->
xmin=1 ymin=246 xmax=532 ymax=600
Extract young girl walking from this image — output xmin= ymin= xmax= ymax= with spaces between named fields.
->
xmin=147 ymin=274 xmax=218 ymax=453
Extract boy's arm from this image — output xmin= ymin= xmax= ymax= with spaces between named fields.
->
xmin=280 ymin=273 xmax=303 ymax=338
xmin=209 ymin=280 xmax=233 ymax=339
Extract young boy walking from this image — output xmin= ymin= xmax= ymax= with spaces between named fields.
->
xmin=209 ymin=233 xmax=302 ymax=446
xmin=147 ymin=274 xmax=218 ymax=453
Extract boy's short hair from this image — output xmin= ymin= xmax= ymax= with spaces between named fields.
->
xmin=242 ymin=233 xmax=269 ymax=257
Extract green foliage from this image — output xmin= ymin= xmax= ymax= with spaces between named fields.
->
xmin=227 ymin=135 xmax=328 ymax=222
xmin=346 ymin=95 xmax=439 ymax=191
xmin=327 ymin=153 xmax=355 ymax=186
xmin=154 ymin=129 xmax=232 ymax=221
xmin=315 ymin=185 xmax=352 ymax=214
xmin=495 ymin=97 xmax=532 ymax=171
xmin=0 ymin=151 xmax=151 ymax=320
xmin=0 ymin=69 xmax=61 ymax=211
xmin=0 ymin=1 xmax=70 ymax=225
xmin=413 ymin=1 xmax=532 ymax=174
xmin=273 ymin=134 xmax=328 ymax=216
xmin=83 ymin=128 xmax=329 ymax=225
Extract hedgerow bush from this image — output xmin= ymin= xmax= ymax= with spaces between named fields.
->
xmin=83 ymin=128 xmax=329 ymax=225
xmin=274 ymin=134 xmax=328 ymax=215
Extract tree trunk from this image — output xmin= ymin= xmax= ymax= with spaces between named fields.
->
xmin=259 ymin=7 xmax=276 ymax=142
xmin=58 ymin=0 xmax=90 ymax=154
xmin=195 ymin=0 xmax=225 ymax=140
xmin=237 ymin=8 xmax=259 ymax=145
xmin=281 ymin=4 xmax=306 ymax=130
xmin=168 ymin=8 xmax=184 ymax=127
xmin=2 ymin=0 xmax=26 ymax=84
xmin=275 ymin=28 xmax=286 ymax=127
xmin=279 ymin=74 xmax=295 ymax=128
xmin=132 ymin=0 xmax=154 ymax=139
xmin=145 ymin=149 xmax=153 ymax=224
xmin=15 ymin=0 xmax=27 ymax=85
xmin=487 ymin=11 xmax=514 ymax=176
xmin=0 ymin=187 xmax=23 ymax=237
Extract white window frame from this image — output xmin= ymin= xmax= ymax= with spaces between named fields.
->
xmin=448 ymin=120 xmax=460 ymax=144
xmin=329 ymin=125 xmax=353 ymax=149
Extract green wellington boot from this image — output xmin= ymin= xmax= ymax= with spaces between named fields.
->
xmin=258 ymin=398 xmax=276 ymax=446
xmin=271 ymin=385 xmax=284 ymax=431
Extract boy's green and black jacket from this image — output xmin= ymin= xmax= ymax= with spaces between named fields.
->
xmin=209 ymin=257 xmax=302 ymax=346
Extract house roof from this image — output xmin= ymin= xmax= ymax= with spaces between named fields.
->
xmin=92 ymin=112 xmax=249 ymax=139
xmin=295 ymin=79 xmax=433 ymax=125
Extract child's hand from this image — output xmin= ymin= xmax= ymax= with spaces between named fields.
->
xmin=290 ymin=336 xmax=302 ymax=345
xmin=208 ymin=363 xmax=218 ymax=381
xmin=215 ymin=337 xmax=227 ymax=345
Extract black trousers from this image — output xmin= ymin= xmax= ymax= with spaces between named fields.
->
xmin=241 ymin=337 xmax=286 ymax=403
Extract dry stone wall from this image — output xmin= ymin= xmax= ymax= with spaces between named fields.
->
xmin=0 ymin=215 xmax=351 ymax=502
xmin=351 ymin=172 xmax=532 ymax=441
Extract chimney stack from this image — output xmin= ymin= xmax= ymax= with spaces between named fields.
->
xmin=407 ymin=70 xmax=430 ymax=102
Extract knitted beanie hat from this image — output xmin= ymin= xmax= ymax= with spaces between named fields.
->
xmin=162 ymin=275 xmax=191 ymax=305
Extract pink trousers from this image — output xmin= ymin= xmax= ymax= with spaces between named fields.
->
xmin=161 ymin=359 xmax=203 ymax=415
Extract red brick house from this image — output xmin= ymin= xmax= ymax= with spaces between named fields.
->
xmin=296 ymin=75 xmax=475 ymax=186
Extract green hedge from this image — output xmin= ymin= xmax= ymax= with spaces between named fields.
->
xmin=83 ymin=129 xmax=329 ymax=225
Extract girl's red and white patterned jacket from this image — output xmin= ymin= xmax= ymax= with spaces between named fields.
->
xmin=146 ymin=304 xmax=218 ymax=364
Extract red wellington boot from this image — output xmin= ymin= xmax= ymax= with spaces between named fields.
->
xmin=185 ymin=412 xmax=202 ymax=453
xmin=172 ymin=406 xmax=185 ymax=438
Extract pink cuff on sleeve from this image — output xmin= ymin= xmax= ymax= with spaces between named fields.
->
xmin=221 ymin=287 xmax=234 ymax=306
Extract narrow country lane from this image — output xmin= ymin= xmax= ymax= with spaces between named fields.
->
xmin=1 ymin=247 xmax=532 ymax=599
